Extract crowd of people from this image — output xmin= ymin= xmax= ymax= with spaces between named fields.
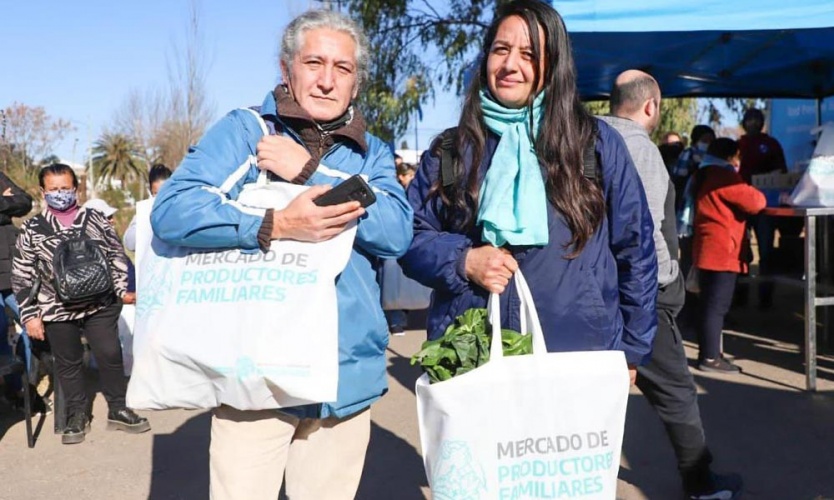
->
xmin=0 ymin=1 xmax=801 ymax=499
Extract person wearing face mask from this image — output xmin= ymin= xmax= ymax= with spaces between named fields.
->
xmin=691 ymin=139 xmax=766 ymax=373
xmin=11 ymin=163 xmax=150 ymax=445
xmin=676 ymin=125 xmax=717 ymax=279
xmin=402 ymin=1 xmax=657 ymax=387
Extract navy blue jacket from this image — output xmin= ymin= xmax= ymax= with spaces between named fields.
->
xmin=400 ymin=119 xmax=657 ymax=365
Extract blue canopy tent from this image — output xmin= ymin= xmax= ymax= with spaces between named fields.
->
xmin=557 ymin=1 xmax=834 ymax=392
xmin=557 ymin=0 xmax=834 ymax=100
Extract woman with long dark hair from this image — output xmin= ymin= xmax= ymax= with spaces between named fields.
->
xmin=401 ymin=0 xmax=657 ymax=378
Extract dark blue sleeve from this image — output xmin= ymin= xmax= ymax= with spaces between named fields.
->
xmin=399 ymin=148 xmax=475 ymax=295
xmin=597 ymin=120 xmax=658 ymax=366
xmin=127 ymin=259 xmax=136 ymax=294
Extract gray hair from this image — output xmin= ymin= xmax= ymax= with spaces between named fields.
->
xmin=280 ymin=10 xmax=369 ymax=87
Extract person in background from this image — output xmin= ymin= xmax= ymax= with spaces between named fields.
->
xmin=402 ymin=0 xmax=657 ymax=387
xmin=603 ymin=70 xmax=742 ymax=500
xmin=11 ymin=164 xmax=150 ymax=445
xmin=660 ymin=141 xmax=685 ymax=176
xmin=662 ymin=131 xmax=683 ymax=145
xmin=383 ymin=162 xmax=421 ymax=335
xmin=0 ymin=171 xmax=47 ymax=414
xmin=676 ymin=124 xmax=716 ymax=278
xmin=124 ymin=164 xmax=172 ymax=253
xmin=150 ymin=9 xmax=412 ymax=499
xmin=737 ymin=107 xmax=787 ymax=309
xmin=691 ymin=139 xmax=766 ymax=373
xmin=675 ymin=125 xmax=715 ymax=210
xmin=397 ymin=162 xmax=416 ymax=188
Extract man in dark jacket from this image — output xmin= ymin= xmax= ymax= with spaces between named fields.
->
xmin=605 ymin=70 xmax=742 ymax=500
xmin=0 ymin=171 xmax=33 ymax=405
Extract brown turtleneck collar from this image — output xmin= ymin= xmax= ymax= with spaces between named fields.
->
xmin=273 ymin=85 xmax=368 ymax=154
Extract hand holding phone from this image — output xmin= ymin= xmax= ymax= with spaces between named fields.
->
xmin=270 ymin=184 xmax=366 ymax=242
xmin=313 ymin=175 xmax=376 ymax=208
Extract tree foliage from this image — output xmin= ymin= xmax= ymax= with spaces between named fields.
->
xmin=346 ymin=0 xmax=512 ymax=142
xmin=1 ymin=103 xmax=74 ymax=168
xmin=653 ymin=98 xmax=698 ymax=143
xmin=109 ymin=0 xmax=214 ymax=171
xmin=345 ymin=1 xmax=754 ymax=146
xmin=701 ymin=97 xmax=766 ymax=128
xmin=91 ymin=133 xmax=146 ymax=196
xmin=585 ymin=98 xmax=698 ymax=144
xmin=1 ymin=103 xmax=75 ymax=199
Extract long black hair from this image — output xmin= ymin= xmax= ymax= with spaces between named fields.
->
xmin=432 ymin=0 xmax=604 ymax=257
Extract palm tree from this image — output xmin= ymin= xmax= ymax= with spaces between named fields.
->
xmin=91 ymin=133 xmax=146 ymax=195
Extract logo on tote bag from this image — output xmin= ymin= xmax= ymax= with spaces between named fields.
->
xmin=432 ymin=441 xmax=487 ymax=500
xmin=136 ymin=255 xmax=173 ymax=319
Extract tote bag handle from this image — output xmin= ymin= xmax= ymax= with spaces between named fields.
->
xmin=238 ymin=107 xmax=271 ymax=188
xmin=487 ymin=270 xmax=548 ymax=361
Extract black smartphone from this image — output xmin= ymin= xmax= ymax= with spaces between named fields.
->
xmin=313 ymin=174 xmax=377 ymax=208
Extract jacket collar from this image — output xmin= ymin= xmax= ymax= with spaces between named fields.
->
xmin=41 ymin=206 xmax=86 ymax=232
xmin=261 ymin=85 xmax=368 ymax=153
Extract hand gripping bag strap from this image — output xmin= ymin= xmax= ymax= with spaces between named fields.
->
xmin=240 ymin=107 xmax=284 ymax=187
xmin=420 ymin=268 xmax=629 ymax=499
xmin=487 ymin=270 xmax=548 ymax=361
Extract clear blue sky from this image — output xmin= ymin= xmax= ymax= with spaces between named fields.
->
xmin=0 ymin=0 xmax=462 ymax=164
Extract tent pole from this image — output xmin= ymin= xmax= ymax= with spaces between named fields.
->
xmin=817 ymin=97 xmax=822 ymax=127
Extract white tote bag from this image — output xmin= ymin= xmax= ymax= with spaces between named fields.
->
xmin=126 ymin=173 xmax=356 ymax=411
xmin=416 ymin=272 xmax=630 ymax=500
xmin=118 ymin=304 xmax=135 ymax=377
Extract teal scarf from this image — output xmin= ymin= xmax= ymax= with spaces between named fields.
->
xmin=476 ymin=90 xmax=548 ymax=247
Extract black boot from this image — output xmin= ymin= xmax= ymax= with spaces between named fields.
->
xmin=62 ymin=411 xmax=90 ymax=445
xmin=107 ymin=408 xmax=151 ymax=434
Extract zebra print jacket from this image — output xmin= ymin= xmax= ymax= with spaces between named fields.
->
xmin=12 ymin=207 xmax=129 ymax=324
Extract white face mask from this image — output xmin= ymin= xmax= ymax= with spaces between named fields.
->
xmin=695 ymin=141 xmax=710 ymax=152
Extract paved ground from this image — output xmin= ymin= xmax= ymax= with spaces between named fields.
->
xmin=1 ymin=283 xmax=834 ymax=499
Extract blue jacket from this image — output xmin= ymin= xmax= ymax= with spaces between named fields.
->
xmin=151 ymin=91 xmax=414 ymax=418
xmin=400 ymin=119 xmax=657 ymax=365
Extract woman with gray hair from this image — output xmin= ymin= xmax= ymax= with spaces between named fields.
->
xmin=149 ymin=8 xmax=412 ymax=500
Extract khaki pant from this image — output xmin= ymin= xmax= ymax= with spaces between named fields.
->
xmin=209 ymin=405 xmax=371 ymax=500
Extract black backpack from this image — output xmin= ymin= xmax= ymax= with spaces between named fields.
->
xmin=435 ymin=125 xmax=601 ymax=189
xmin=49 ymin=211 xmax=114 ymax=304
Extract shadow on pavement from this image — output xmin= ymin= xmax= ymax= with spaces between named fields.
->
xmin=621 ymin=373 xmax=834 ymax=498
xmin=357 ymin=422 xmax=428 ymax=500
xmin=385 ymin=308 xmax=427 ymax=396
xmin=678 ymin=285 xmax=834 ymax=386
xmin=387 ymin=350 xmax=421 ymax=396
xmin=148 ymin=410 xmax=211 ymax=500
xmin=622 ymin=281 xmax=834 ymax=498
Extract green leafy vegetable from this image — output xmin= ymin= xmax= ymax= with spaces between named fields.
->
xmin=410 ymin=308 xmax=533 ymax=383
